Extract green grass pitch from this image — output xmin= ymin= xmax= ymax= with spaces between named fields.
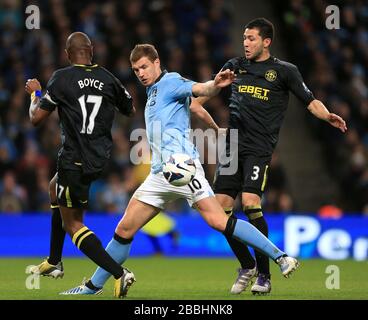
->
xmin=0 ymin=257 xmax=367 ymax=300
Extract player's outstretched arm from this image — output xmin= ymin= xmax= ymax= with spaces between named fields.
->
xmin=25 ymin=78 xmax=51 ymax=126
xmin=307 ymin=99 xmax=347 ymax=133
xmin=192 ymin=69 xmax=235 ymax=98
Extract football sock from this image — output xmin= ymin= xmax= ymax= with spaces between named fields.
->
xmin=224 ymin=208 xmax=256 ymax=269
xmin=72 ymin=227 xmax=124 ymax=279
xmin=90 ymin=233 xmax=133 ymax=288
xmin=246 ymin=207 xmax=270 ymax=277
xmin=47 ymin=204 xmax=66 ymax=265
xmin=224 ymin=218 xmax=284 ymax=261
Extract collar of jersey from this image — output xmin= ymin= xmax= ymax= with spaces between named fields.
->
xmin=154 ymin=70 xmax=168 ymax=84
xmin=73 ymin=64 xmax=98 ymax=67
xmin=246 ymin=56 xmax=274 ymax=64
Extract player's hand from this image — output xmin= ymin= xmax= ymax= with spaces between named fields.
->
xmin=25 ymin=79 xmax=42 ymax=95
xmin=327 ymin=113 xmax=347 ymax=133
xmin=214 ymin=69 xmax=235 ymax=88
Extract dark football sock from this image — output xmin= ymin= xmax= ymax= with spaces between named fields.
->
xmin=47 ymin=204 xmax=66 ymax=265
xmin=224 ymin=208 xmax=256 ymax=270
xmin=245 ymin=208 xmax=270 ymax=277
xmin=72 ymin=226 xmax=124 ymax=279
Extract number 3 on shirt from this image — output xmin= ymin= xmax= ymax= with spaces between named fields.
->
xmin=251 ymin=165 xmax=260 ymax=180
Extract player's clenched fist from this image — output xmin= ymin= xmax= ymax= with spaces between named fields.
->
xmin=25 ymin=78 xmax=42 ymax=94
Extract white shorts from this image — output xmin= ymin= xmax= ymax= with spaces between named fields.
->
xmin=133 ymin=159 xmax=214 ymax=209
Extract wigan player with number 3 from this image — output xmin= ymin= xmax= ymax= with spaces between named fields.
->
xmin=198 ymin=18 xmax=347 ymax=295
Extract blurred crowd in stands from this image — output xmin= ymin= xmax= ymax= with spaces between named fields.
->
xmin=274 ymin=0 xmax=368 ymax=213
xmin=1 ymin=0 xmax=295 ymax=214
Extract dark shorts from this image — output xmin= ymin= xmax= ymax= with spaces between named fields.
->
xmin=213 ymin=155 xmax=271 ymax=198
xmin=56 ymin=169 xmax=96 ymax=209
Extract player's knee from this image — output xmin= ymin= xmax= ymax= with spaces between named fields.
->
xmin=63 ymin=221 xmax=83 ymax=236
xmin=242 ymin=191 xmax=260 ymax=205
xmin=63 ymin=224 xmax=75 ymax=236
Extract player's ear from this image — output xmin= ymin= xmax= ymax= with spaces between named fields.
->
xmin=65 ymin=49 xmax=71 ymax=62
xmin=263 ymin=38 xmax=272 ymax=49
xmin=90 ymin=46 xmax=94 ymax=59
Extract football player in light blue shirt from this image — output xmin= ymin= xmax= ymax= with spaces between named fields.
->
xmin=62 ymin=44 xmax=299 ymax=297
xmin=144 ymin=70 xmax=199 ymax=173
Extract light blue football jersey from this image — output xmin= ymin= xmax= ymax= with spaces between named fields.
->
xmin=145 ymin=71 xmax=200 ymax=173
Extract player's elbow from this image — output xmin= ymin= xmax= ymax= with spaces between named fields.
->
xmin=190 ymin=99 xmax=203 ymax=114
xmin=191 ymin=108 xmax=205 ymax=122
xmin=30 ymin=108 xmax=50 ymax=126
xmin=190 ymin=105 xmax=201 ymax=116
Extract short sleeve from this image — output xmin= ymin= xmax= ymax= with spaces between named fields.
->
xmin=167 ymin=75 xmax=196 ymax=100
xmin=40 ymin=71 xmax=60 ymax=112
xmin=286 ymin=64 xmax=315 ymax=106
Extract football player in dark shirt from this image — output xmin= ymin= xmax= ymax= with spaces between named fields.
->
xmin=25 ymin=32 xmax=136 ymax=297
xmin=200 ymin=18 xmax=346 ymax=295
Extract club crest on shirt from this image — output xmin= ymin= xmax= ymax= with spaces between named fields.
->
xmin=147 ymin=87 xmax=157 ymax=107
xmin=265 ymin=69 xmax=277 ymax=82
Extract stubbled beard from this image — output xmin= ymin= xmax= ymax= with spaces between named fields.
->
xmin=251 ymin=49 xmax=263 ymax=61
